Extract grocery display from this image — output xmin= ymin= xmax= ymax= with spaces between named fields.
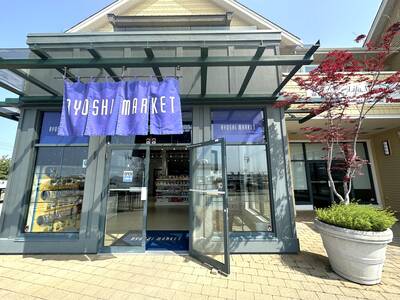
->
xmin=25 ymin=174 xmax=85 ymax=233
xmin=155 ymin=176 xmax=189 ymax=206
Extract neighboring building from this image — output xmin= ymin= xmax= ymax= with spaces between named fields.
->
xmin=285 ymin=0 xmax=400 ymax=212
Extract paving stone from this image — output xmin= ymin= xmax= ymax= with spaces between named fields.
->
xmin=0 ymin=218 xmax=398 ymax=300
xmin=296 ymin=290 xmax=319 ymax=300
xmin=236 ymin=290 xmax=255 ymax=300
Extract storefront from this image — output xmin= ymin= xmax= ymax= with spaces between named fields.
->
xmin=0 ymin=1 xmax=320 ymax=275
xmin=290 ymin=142 xmax=379 ymax=210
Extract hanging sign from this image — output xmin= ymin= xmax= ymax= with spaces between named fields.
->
xmin=58 ymin=79 xmax=183 ymax=137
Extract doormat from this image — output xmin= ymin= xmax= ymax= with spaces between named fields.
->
xmin=146 ymin=231 xmax=189 ymax=251
xmin=112 ymin=231 xmax=143 ymax=247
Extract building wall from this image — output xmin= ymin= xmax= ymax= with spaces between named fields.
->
xmin=96 ymin=0 xmax=250 ymax=32
xmin=371 ymin=127 xmax=400 ymax=212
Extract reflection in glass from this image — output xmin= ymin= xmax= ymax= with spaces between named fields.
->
xmin=191 ymin=144 xmax=226 ymax=265
xmin=291 ymin=142 xmax=377 ymax=206
xmin=226 ymin=145 xmax=272 ymax=232
xmin=291 ymin=161 xmax=310 ymax=204
xmin=104 ymin=150 xmax=146 ymax=247
xmin=25 ymin=147 xmax=88 ymax=233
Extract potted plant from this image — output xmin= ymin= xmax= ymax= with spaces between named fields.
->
xmin=314 ymin=204 xmax=397 ymax=284
xmin=274 ymin=22 xmax=400 ymax=284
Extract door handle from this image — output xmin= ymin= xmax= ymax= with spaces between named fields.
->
xmin=140 ymin=187 xmax=148 ymax=201
xmin=189 ymin=189 xmax=225 ymax=196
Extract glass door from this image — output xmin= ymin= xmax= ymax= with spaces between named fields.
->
xmin=189 ymin=139 xmax=230 ymax=275
xmin=102 ymin=146 xmax=149 ymax=252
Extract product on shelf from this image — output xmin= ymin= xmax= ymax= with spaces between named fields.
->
xmin=155 ymin=175 xmax=189 ymax=206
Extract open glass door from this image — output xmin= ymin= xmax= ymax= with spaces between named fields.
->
xmin=102 ymin=147 xmax=149 ymax=252
xmin=189 ymin=139 xmax=230 ymax=275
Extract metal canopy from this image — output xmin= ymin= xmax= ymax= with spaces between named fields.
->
xmin=30 ymin=48 xmax=78 ymax=82
xmin=0 ymin=42 xmax=319 ymax=109
xmin=87 ymin=48 xmax=120 ymax=81
xmin=0 ymin=107 xmax=19 ymax=121
xmin=0 ymin=55 xmax=314 ymax=69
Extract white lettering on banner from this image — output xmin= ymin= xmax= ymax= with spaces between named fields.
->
xmin=141 ymin=98 xmax=148 ymax=114
xmin=132 ymin=98 xmax=138 ymax=114
xmin=160 ymin=96 xmax=166 ymax=113
xmin=121 ymin=99 xmax=131 ymax=116
xmin=110 ymin=99 xmax=115 ymax=114
xmin=66 ymin=99 xmax=71 ymax=114
xmin=93 ymin=100 xmax=99 ymax=116
xmin=73 ymin=100 xmax=82 ymax=116
xmin=81 ymin=99 xmax=89 ymax=116
xmin=101 ymin=99 xmax=108 ymax=116
xmin=66 ymin=96 xmax=180 ymax=117
xmin=151 ymin=97 xmax=158 ymax=114
xmin=170 ymin=96 xmax=175 ymax=113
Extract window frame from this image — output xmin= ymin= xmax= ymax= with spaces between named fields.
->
xmin=209 ymin=107 xmax=275 ymax=237
xmin=290 ymin=142 xmax=377 ymax=207
xmin=20 ymin=111 xmax=90 ymax=238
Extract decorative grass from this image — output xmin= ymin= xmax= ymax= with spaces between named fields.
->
xmin=316 ymin=203 xmax=397 ymax=232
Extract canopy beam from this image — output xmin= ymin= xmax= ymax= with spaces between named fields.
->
xmin=87 ymin=49 xmax=120 ymax=81
xmin=30 ymin=48 xmax=78 ymax=82
xmin=201 ymin=47 xmax=208 ymax=96
xmin=9 ymin=69 xmax=61 ymax=96
xmin=5 ymin=94 xmax=278 ymax=106
xmin=272 ymin=41 xmax=320 ymax=97
xmin=0 ymin=81 xmax=24 ymax=96
xmin=0 ymin=55 xmax=313 ymax=69
xmin=144 ymin=48 xmax=163 ymax=82
xmin=238 ymin=46 xmax=266 ymax=97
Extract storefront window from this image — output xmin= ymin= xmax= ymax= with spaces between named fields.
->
xmin=39 ymin=112 xmax=88 ymax=144
xmin=290 ymin=143 xmax=310 ymax=205
xmin=290 ymin=142 xmax=377 ymax=207
xmin=226 ymin=145 xmax=272 ymax=232
xmin=24 ymin=112 xmax=88 ymax=233
xmin=211 ymin=109 xmax=271 ymax=232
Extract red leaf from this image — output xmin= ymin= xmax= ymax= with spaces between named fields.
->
xmin=354 ymin=34 xmax=366 ymax=43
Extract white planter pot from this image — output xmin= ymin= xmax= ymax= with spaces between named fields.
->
xmin=314 ymin=219 xmax=393 ymax=285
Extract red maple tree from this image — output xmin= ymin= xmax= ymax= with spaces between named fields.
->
xmin=276 ymin=22 xmax=400 ymax=204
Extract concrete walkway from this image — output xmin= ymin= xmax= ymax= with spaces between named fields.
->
xmin=0 ymin=217 xmax=399 ymax=299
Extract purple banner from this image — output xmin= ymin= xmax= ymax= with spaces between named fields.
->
xmin=116 ymin=81 xmax=149 ymax=136
xmin=84 ymin=81 xmax=124 ymax=136
xmin=58 ymin=81 xmax=88 ymax=136
xmin=212 ymin=109 xmax=265 ymax=143
xmin=58 ymin=79 xmax=182 ymax=137
xmin=150 ymin=79 xmax=183 ymax=135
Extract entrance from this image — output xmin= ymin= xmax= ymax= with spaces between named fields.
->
xmin=102 ymin=146 xmax=149 ymax=252
xmin=146 ymin=147 xmax=190 ymax=251
xmin=101 ymin=140 xmax=230 ymax=274
xmin=189 ymin=139 xmax=230 ymax=275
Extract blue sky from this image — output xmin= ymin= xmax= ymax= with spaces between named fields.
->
xmin=0 ymin=0 xmax=382 ymax=156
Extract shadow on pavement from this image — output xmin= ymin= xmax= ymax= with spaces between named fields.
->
xmin=23 ymin=254 xmax=116 ymax=262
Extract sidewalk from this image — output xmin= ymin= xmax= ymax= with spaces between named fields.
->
xmin=0 ymin=216 xmax=399 ymax=300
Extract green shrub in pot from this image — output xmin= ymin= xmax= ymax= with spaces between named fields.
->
xmin=314 ymin=203 xmax=397 ymax=285
xmin=316 ymin=203 xmax=397 ymax=232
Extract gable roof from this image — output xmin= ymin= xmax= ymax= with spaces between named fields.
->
xmin=66 ymin=0 xmax=303 ymax=46
xmin=365 ymin=0 xmax=398 ymax=45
